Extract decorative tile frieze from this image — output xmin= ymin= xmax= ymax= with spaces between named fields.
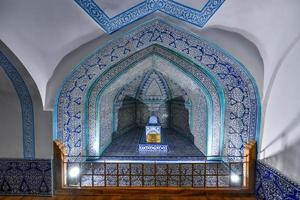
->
xmin=0 ymin=159 xmax=52 ymax=196
xmin=74 ymin=0 xmax=225 ymax=34
xmin=256 ymin=160 xmax=300 ymax=200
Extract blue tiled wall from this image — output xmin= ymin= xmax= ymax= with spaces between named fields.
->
xmin=256 ymin=160 xmax=300 ymax=200
xmin=0 ymin=159 xmax=52 ymax=196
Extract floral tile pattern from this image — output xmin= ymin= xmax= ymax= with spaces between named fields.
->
xmin=256 ymin=160 xmax=300 ymax=200
xmin=0 ymin=159 xmax=52 ymax=196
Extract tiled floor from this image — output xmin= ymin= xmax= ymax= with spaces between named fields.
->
xmin=99 ymin=128 xmax=205 ymax=161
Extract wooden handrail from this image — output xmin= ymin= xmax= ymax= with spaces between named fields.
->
xmin=53 ymin=140 xmax=257 ymax=195
xmin=243 ymin=141 xmax=257 ymax=193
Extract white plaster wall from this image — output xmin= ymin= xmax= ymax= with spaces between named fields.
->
xmin=260 ymin=40 xmax=300 ymax=184
xmin=33 ymin=93 xmax=52 ymax=159
xmin=0 ymin=0 xmax=103 ymax=103
xmin=0 ymin=67 xmax=23 ymax=158
xmin=208 ymin=0 xmax=300 ymax=98
xmin=0 ymin=42 xmax=53 ymax=159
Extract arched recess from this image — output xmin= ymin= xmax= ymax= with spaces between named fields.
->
xmin=86 ymin=46 xmax=222 ymax=157
xmin=85 ymin=51 xmax=218 ymax=155
xmin=112 ymin=69 xmax=193 ymax=137
xmin=112 ymin=69 xmax=174 ymax=134
xmin=54 ymin=19 xmax=261 ymax=160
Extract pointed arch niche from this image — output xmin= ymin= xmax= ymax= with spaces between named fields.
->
xmin=54 ymin=20 xmax=260 ymax=160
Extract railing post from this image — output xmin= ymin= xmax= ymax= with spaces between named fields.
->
xmin=53 ymin=140 xmax=67 ymax=190
xmin=243 ymin=141 xmax=256 ymax=193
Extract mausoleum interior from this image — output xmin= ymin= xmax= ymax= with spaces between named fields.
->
xmin=0 ymin=0 xmax=300 ymax=199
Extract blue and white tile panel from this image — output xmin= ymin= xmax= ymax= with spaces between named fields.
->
xmin=256 ymin=160 xmax=300 ymax=200
xmin=0 ymin=159 xmax=52 ymax=196
xmin=74 ymin=0 xmax=225 ymax=34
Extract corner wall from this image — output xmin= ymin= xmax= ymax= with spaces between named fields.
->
xmin=260 ymin=39 xmax=300 ymax=184
xmin=0 ymin=43 xmax=52 ymax=195
xmin=0 ymin=67 xmax=23 ymax=158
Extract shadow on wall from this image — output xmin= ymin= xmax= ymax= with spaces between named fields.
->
xmin=262 ymin=139 xmax=300 ymax=184
xmin=114 ymin=96 xmax=144 ymax=137
xmin=114 ymin=95 xmax=170 ymax=137
xmin=260 ymin=110 xmax=300 ymax=156
xmin=260 ymin=111 xmax=300 ymax=184
xmin=169 ymin=96 xmax=193 ymax=141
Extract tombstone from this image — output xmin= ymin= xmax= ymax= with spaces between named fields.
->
xmin=145 ymin=115 xmax=161 ymax=143
xmin=138 ymin=115 xmax=168 ymax=153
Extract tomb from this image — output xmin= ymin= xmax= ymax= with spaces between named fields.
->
xmin=138 ymin=115 xmax=168 ymax=153
xmin=145 ymin=115 xmax=161 ymax=143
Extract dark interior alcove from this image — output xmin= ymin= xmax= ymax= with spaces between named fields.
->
xmin=113 ymin=95 xmax=193 ymax=142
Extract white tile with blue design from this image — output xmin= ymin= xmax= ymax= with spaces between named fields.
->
xmin=0 ymin=159 xmax=52 ymax=196
xmin=256 ymin=161 xmax=300 ymax=200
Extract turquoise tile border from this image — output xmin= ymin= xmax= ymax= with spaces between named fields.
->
xmin=74 ymin=0 xmax=225 ymax=34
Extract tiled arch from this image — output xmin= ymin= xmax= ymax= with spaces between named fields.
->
xmin=86 ymin=49 xmax=221 ymax=156
xmin=54 ymin=19 xmax=260 ymax=160
xmin=136 ymin=69 xmax=171 ymax=101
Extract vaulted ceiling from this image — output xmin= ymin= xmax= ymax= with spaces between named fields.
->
xmin=0 ymin=0 xmax=299 ymax=108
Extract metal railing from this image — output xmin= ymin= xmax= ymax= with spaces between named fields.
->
xmin=63 ymin=155 xmax=247 ymax=188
